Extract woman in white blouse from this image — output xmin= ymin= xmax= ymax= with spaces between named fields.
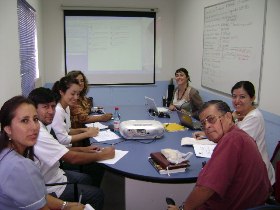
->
xmin=51 ymin=76 xmax=99 ymax=145
xmin=194 ymin=81 xmax=275 ymax=185
xmin=231 ymin=81 xmax=274 ymax=184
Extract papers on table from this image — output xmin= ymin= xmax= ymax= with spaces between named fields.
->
xmin=93 ymin=130 xmax=120 ymax=142
xmin=181 ymin=137 xmax=216 ymax=158
xmin=85 ymin=122 xmax=108 ymax=130
xmin=193 ymin=144 xmax=216 ymax=158
xmin=97 ymin=150 xmax=128 ymax=164
xmin=181 ymin=137 xmax=216 ymax=146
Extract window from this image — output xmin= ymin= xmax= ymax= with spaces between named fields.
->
xmin=17 ymin=0 xmax=38 ymax=96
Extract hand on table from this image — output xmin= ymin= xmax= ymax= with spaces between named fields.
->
xmin=192 ymin=131 xmax=206 ymax=140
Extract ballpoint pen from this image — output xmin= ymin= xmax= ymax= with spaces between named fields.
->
xmin=78 ymin=191 xmax=82 ymax=205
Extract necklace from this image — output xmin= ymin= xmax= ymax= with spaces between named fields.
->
xmin=177 ymin=87 xmax=187 ymax=101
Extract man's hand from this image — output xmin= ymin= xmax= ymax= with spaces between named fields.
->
xmin=82 ymin=145 xmax=101 ymax=153
xmin=192 ymin=131 xmax=206 ymax=140
xmin=167 ymin=205 xmax=179 ymax=210
xmin=86 ymin=127 xmax=99 ymax=137
xmin=98 ymin=146 xmax=115 ymax=160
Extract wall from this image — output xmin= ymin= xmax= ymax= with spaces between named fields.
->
xmin=174 ymin=0 xmax=280 ymax=116
xmin=0 ymin=0 xmax=21 ymax=106
xmin=0 ymin=0 xmax=43 ymax=106
xmin=41 ymin=0 xmax=175 ymax=83
xmin=174 ymin=0 xmax=280 ymax=156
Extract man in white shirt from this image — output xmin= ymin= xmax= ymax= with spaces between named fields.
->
xmin=29 ymin=87 xmax=115 ymax=210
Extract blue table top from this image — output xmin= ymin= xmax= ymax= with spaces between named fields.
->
xmin=91 ymin=105 xmax=208 ymax=183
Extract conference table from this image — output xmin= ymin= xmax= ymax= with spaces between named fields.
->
xmin=90 ymin=105 xmax=209 ymax=210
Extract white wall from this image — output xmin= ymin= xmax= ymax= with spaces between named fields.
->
xmin=41 ymin=0 xmax=175 ymax=84
xmin=0 ymin=0 xmax=21 ymax=106
xmin=174 ymin=0 xmax=280 ymax=116
xmin=0 ymin=0 xmax=43 ymax=106
xmin=3 ymin=0 xmax=279 ymax=116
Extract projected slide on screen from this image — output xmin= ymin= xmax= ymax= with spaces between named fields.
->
xmin=64 ymin=11 xmax=156 ymax=85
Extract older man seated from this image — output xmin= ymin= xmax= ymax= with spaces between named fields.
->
xmin=168 ymin=100 xmax=271 ymax=210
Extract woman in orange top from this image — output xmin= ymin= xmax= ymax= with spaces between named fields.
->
xmin=67 ymin=70 xmax=112 ymax=128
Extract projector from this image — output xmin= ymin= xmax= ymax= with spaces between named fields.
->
xmin=119 ymin=120 xmax=165 ymax=139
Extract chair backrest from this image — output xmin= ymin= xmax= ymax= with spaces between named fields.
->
xmin=275 ymin=162 xmax=280 ymax=203
xmin=246 ymin=205 xmax=280 ymax=210
xmin=270 ymin=141 xmax=280 ymax=203
xmin=271 ymin=141 xmax=280 ymax=169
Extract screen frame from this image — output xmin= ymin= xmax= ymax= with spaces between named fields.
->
xmin=63 ymin=9 xmax=156 ymax=86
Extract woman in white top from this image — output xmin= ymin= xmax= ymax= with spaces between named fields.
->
xmin=231 ymin=81 xmax=275 ymax=184
xmin=169 ymin=68 xmax=203 ymax=120
xmin=194 ymin=81 xmax=275 ymax=185
xmin=51 ymin=76 xmax=99 ymax=145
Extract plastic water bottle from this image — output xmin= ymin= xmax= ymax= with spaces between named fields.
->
xmin=113 ymin=107 xmax=121 ymax=133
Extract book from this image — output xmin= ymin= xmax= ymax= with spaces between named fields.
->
xmin=149 ymin=152 xmax=190 ymax=175
xmin=181 ymin=137 xmax=216 ymax=146
xmin=148 ymin=157 xmax=187 ymax=175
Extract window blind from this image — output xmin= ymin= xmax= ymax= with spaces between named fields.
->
xmin=17 ymin=0 xmax=37 ymax=96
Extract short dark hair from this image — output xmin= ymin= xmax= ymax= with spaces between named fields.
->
xmin=231 ymin=81 xmax=255 ymax=98
xmin=175 ymin=68 xmax=191 ymax=82
xmin=199 ymin=100 xmax=231 ymax=116
xmin=28 ymin=87 xmax=56 ymax=107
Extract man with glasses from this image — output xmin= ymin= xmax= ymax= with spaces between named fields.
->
xmin=168 ymin=100 xmax=271 ymax=210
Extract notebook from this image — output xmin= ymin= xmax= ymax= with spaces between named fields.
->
xmin=145 ymin=96 xmax=169 ymax=114
xmin=176 ymin=110 xmax=201 ymax=130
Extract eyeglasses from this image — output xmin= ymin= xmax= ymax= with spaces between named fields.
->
xmin=200 ymin=114 xmax=225 ymax=130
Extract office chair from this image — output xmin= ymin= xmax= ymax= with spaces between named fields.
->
xmin=246 ymin=205 xmax=280 ymax=210
xmin=46 ymin=182 xmax=79 ymax=201
xmin=270 ymin=141 xmax=280 ymax=203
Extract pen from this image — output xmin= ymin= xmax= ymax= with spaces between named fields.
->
xmin=194 ymin=133 xmax=207 ymax=139
xmin=78 ymin=191 xmax=82 ymax=205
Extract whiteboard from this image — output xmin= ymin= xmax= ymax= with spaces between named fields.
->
xmin=201 ymin=0 xmax=267 ymax=101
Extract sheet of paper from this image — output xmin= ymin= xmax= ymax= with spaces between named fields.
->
xmin=84 ymin=204 xmax=95 ymax=210
xmin=97 ymin=150 xmax=128 ymax=164
xmin=193 ymin=144 xmax=216 ymax=158
xmin=93 ymin=130 xmax=120 ymax=142
xmin=181 ymin=137 xmax=216 ymax=146
xmin=85 ymin=122 xmax=108 ymax=130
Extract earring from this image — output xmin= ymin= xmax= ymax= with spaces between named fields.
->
xmin=8 ymin=137 xmax=11 ymax=141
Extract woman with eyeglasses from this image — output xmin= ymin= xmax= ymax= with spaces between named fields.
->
xmin=0 ymin=96 xmax=83 ymax=210
xmin=194 ymin=81 xmax=275 ymax=185
xmin=169 ymin=68 xmax=203 ymax=120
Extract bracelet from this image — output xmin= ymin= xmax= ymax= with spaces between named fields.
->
xmin=61 ymin=201 xmax=68 ymax=210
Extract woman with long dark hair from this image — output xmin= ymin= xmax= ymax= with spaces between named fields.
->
xmin=51 ymin=76 xmax=99 ymax=145
xmin=0 ymin=96 xmax=83 ymax=210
